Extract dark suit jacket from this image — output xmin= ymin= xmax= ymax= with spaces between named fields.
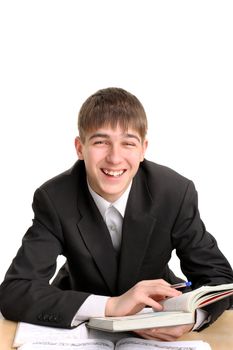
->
xmin=0 ymin=160 xmax=232 ymax=328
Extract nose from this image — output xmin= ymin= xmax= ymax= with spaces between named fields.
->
xmin=106 ymin=144 xmax=122 ymax=164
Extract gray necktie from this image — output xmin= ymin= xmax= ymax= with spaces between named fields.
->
xmin=105 ymin=205 xmax=122 ymax=252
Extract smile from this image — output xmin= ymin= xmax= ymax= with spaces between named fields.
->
xmin=101 ymin=169 xmax=126 ymax=177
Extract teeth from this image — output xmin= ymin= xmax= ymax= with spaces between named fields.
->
xmin=102 ymin=169 xmax=124 ymax=177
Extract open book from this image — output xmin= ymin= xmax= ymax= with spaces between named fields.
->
xmin=13 ymin=322 xmax=211 ymax=349
xmin=17 ymin=337 xmax=211 ymax=350
xmin=87 ymin=283 xmax=233 ymax=332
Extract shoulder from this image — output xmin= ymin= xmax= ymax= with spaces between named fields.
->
xmin=35 ymin=160 xmax=86 ymax=204
xmin=41 ymin=161 xmax=84 ymax=188
xmin=138 ymin=159 xmax=195 ymax=197
xmin=140 ymin=159 xmax=190 ymax=184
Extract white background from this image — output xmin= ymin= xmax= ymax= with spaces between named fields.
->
xmin=0 ymin=0 xmax=232 ymax=282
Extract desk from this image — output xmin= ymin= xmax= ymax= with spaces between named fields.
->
xmin=179 ymin=310 xmax=233 ymax=350
xmin=0 ymin=311 xmax=233 ymax=350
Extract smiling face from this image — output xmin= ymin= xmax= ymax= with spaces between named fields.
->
xmin=75 ymin=125 xmax=148 ymax=202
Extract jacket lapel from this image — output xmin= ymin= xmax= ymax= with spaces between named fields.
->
xmin=117 ymin=170 xmax=158 ymax=294
xmin=76 ymin=178 xmax=118 ymax=295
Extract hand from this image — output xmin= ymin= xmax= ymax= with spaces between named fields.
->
xmin=134 ymin=323 xmax=194 ymax=341
xmin=105 ymin=279 xmax=182 ymax=317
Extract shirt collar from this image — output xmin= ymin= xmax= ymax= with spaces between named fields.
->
xmin=87 ymin=181 xmax=132 ymax=219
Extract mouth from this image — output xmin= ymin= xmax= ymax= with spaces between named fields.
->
xmin=101 ymin=168 xmax=126 ymax=177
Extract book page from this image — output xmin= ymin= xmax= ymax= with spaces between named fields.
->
xmin=17 ymin=338 xmax=211 ymax=350
xmin=160 ymin=291 xmax=195 ymax=312
xmin=18 ymin=339 xmax=114 ymax=350
xmin=115 ymin=337 xmax=211 ymax=350
xmin=160 ymin=283 xmax=233 ymax=312
xmin=13 ymin=322 xmax=89 ymax=347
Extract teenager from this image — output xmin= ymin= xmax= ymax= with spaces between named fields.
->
xmin=0 ymin=87 xmax=232 ymax=341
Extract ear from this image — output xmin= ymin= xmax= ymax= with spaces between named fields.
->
xmin=74 ymin=137 xmax=84 ymax=160
xmin=140 ymin=139 xmax=148 ymax=162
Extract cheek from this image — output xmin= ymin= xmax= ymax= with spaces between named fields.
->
xmin=128 ymin=152 xmax=144 ymax=166
xmin=84 ymin=151 xmax=104 ymax=171
xmin=89 ymin=148 xmax=107 ymax=160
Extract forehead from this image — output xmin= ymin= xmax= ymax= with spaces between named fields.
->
xmin=86 ymin=125 xmax=142 ymax=140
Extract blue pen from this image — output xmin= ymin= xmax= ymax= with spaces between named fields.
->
xmin=171 ymin=281 xmax=192 ymax=289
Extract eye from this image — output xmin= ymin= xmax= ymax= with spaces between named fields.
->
xmin=123 ymin=142 xmax=136 ymax=147
xmin=93 ymin=140 xmax=109 ymax=146
xmin=94 ymin=141 xmax=104 ymax=144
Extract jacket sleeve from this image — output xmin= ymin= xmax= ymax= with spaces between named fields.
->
xmin=171 ymin=180 xmax=233 ymax=326
xmin=0 ymin=188 xmax=90 ymax=328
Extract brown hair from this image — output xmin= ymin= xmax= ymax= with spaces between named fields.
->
xmin=78 ymin=87 xmax=148 ymax=142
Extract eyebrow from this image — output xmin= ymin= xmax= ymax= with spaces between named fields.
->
xmin=88 ymin=133 xmax=141 ymax=143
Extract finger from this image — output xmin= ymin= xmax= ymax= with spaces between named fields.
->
xmin=138 ymin=279 xmax=171 ymax=287
xmin=142 ymin=296 xmax=164 ymax=310
xmin=153 ymin=324 xmax=194 ymax=337
xmin=134 ymin=329 xmax=167 ymax=341
xmin=135 ymin=329 xmax=178 ymax=341
xmin=137 ymin=284 xmax=182 ymax=298
xmin=136 ymin=281 xmax=179 ymax=293
xmin=133 ymin=330 xmax=159 ymax=340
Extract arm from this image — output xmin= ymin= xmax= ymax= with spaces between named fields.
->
xmin=172 ymin=181 xmax=233 ymax=325
xmin=0 ymin=188 xmax=90 ymax=328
